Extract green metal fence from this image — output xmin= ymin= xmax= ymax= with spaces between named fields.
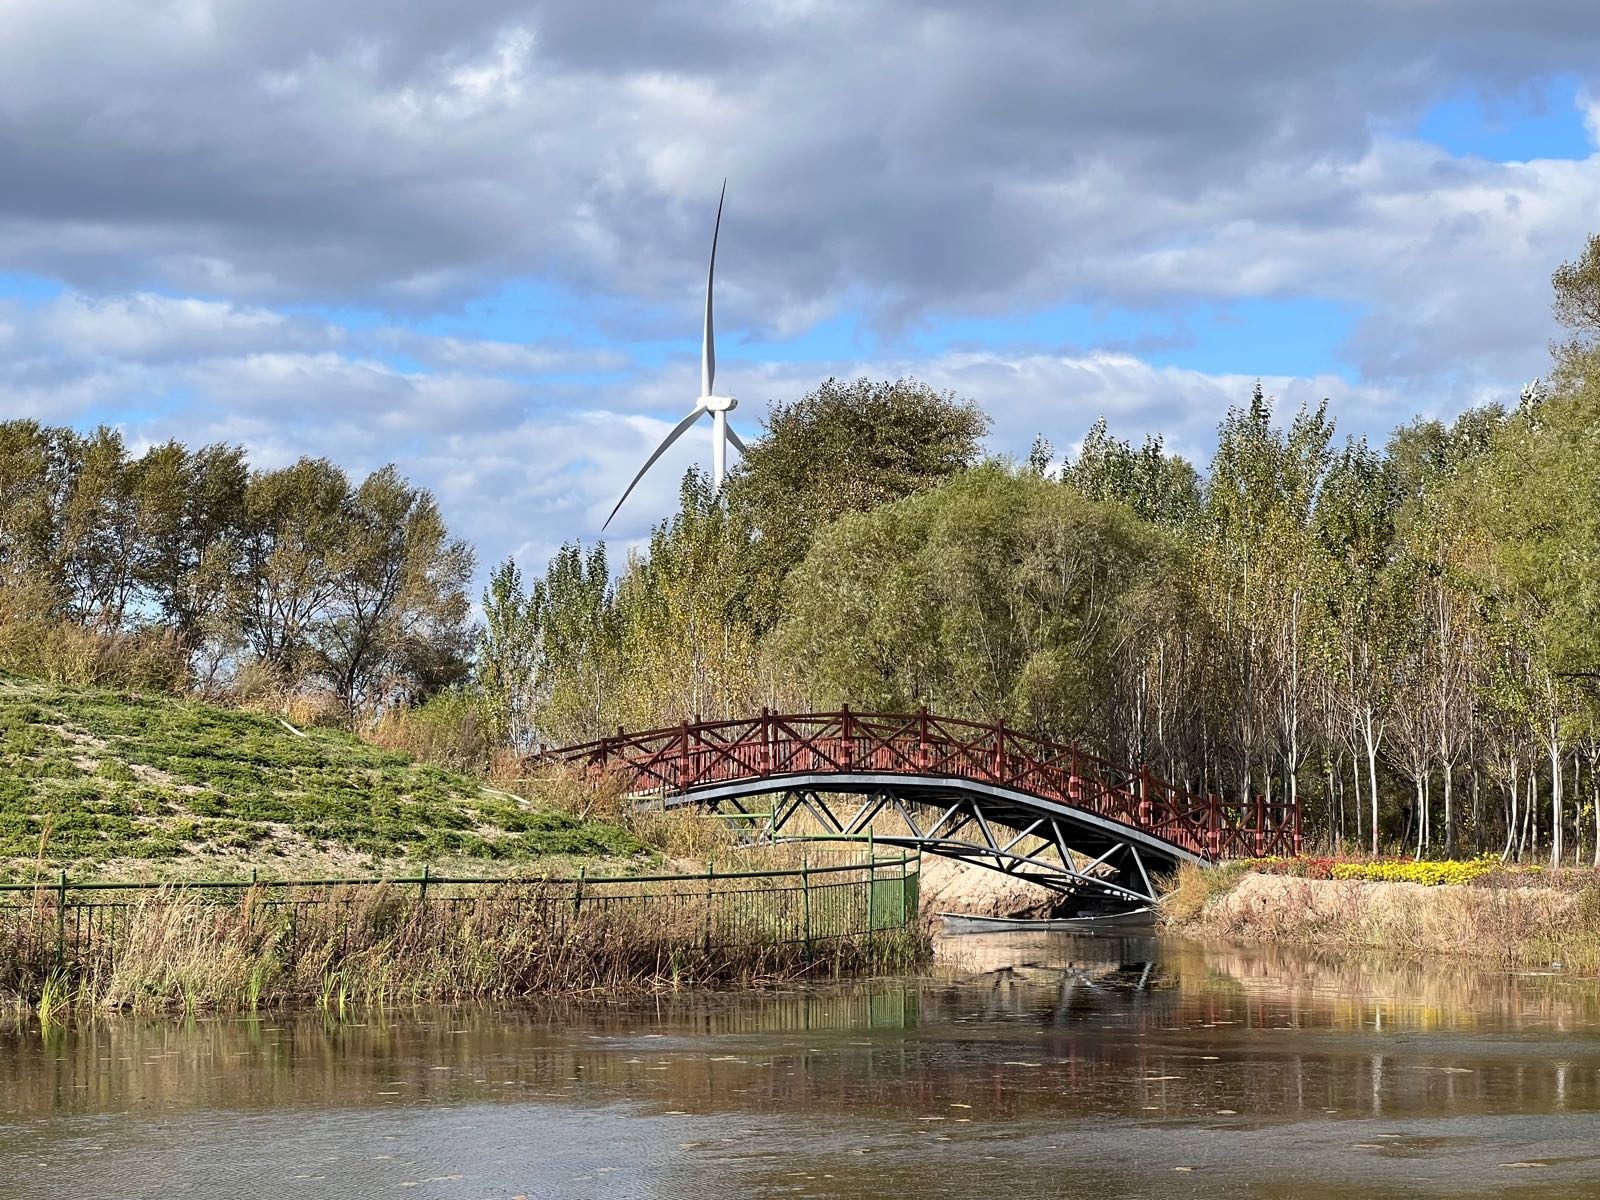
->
xmin=0 ymin=854 xmax=922 ymax=983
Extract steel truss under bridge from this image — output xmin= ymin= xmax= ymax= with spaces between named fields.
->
xmin=717 ymin=785 xmax=1175 ymax=905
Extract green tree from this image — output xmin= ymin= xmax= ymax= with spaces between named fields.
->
xmin=230 ymin=458 xmax=352 ymax=679
xmin=0 ymin=421 xmax=72 ymax=623
xmin=773 ymin=465 xmax=1173 ymax=744
xmin=132 ymin=440 xmax=248 ymax=663
xmin=475 ymin=559 xmax=542 ymax=749
xmin=534 ymin=540 xmax=621 ymax=744
xmin=317 ymin=465 xmax=475 ymax=714
xmin=726 ymin=376 xmax=988 ymax=596
xmin=1063 ymin=418 xmax=1203 ymax=529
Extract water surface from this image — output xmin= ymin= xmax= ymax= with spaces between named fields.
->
xmin=5 ymin=933 xmax=1600 ymax=1198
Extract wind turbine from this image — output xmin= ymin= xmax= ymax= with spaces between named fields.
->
xmin=603 ymin=182 xmax=747 ymax=530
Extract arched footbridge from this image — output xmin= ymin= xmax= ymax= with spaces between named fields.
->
xmin=542 ymin=710 xmax=1300 ymax=906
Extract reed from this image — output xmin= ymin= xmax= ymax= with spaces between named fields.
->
xmin=34 ymin=968 xmax=72 ymax=1028
xmin=1 ymin=870 xmax=929 ymax=1018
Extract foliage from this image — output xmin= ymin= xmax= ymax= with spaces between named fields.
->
xmin=1327 ymin=856 xmax=1500 ymax=886
xmin=1237 ymin=854 xmax=1513 ymax=885
xmin=772 ymin=466 xmax=1176 ymax=739
xmin=0 ymin=866 xmax=930 ymax=1014
xmin=726 ymin=376 xmax=988 ymax=591
xmin=0 ymin=425 xmax=475 ymax=715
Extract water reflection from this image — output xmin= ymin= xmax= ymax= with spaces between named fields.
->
xmin=4 ymin=933 xmax=1600 ymax=1198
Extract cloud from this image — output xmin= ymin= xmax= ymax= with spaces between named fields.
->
xmin=1 ymin=1 xmax=1598 ymax=349
xmin=35 ymin=292 xmax=340 ymax=362
xmin=2 ymin=1 xmax=1597 ymax=584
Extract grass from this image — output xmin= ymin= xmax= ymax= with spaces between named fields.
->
xmin=0 ymin=870 xmax=931 ymax=1016
xmin=0 ymin=672 xmax=643 ymax=878
xmin=1163 ymin=860 xmax=1600 ymax=975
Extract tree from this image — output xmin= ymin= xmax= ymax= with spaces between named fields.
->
xmin=0 ymin=421 xmax=72 ymax=623
xmin=615 ymin=472 xmax=763 ymax=729
xmin=1552 ymin=232 xmax=1600 ymax=355
xmin=773 ymin=465 xmax=1173 ymax=745
xmin=1063 ymin=418 xmax=1203 ymax=529
xmin=230 ymin=458 xmax=351 ymax=679
xmin=475 ymin=559 xmax=542 ymax=750
xmin=726 ymin=377 xmax=988 ymax=595
xmin=133 ymin=440 xmax=248 ymax=661
xmin=534 ymin=540 xmax=622 ymax=744
xmin=317 ymin=466 xmax=475 ymax=714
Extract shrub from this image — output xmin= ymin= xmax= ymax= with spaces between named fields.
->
xmin=1330 ymin=856 xmax=1499 ymax=886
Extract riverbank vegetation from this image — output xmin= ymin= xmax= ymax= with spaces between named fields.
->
xmin=1 ymin=863 xmax=929 ymax=1018
xmin=1166 ymin=861 xmax=1600 ymax=974
xmin=8 ymin=242 xmax=1600 ymax=871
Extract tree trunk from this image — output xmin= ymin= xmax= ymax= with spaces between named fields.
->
xmin=1502 ymin=757 xmax=1518 ymax=864
xmin=1549 ymin=721 xmax=1564 ymax=868
xmin=1442 ymin=765 xmax=1455 ymax=859
xmin=1591 ymin=751 xmax=1600 ymax=868
xmin=1351 ymin=747 xmax=1363 ymax=848
xmin=1525 ymin=763 xmax=1538 ymax=861
xmin=1363 ymin=705 xmax=1381 ymax=856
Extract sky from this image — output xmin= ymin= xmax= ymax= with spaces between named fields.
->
xmin=4 ymin=1 xmax=1600 ymax=582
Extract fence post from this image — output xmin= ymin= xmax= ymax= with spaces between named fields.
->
xmin=801 ymin=850 xmax=812 ymax=952
xmin=898 ymin=846 xmax=908 ymax=928
xmin=705 ymin=860 xmax=715 ymax=954
xmin=573 ymin=866 xmax=586 ymax=921
xmin=55 ymin=870 xmax=67 ymax=973
xmin=418 ymin=862 xmax=429 ymax=904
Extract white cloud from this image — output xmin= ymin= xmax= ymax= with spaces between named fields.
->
xmin=1 ymin=0 xmax=1596 ymax=585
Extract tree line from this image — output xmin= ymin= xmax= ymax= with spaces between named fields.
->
xmin=0 ymin=425 xmax=473 ymax=713
xmin=478 ymin=241 xmax=1600 ymax=866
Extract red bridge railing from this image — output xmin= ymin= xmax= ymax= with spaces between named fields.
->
xmin=543 ymin=709 xmax=1299 ymax=861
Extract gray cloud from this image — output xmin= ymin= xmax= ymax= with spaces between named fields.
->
xmin=2 ymin=2 xmax=1598 ymax=356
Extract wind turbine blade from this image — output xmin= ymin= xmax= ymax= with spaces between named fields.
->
xmin=702 ymin=179 xmax=725 ymax=398
xmin=725 ymin=424 xmax=748 ymax=455
xmin=602 ymin=408 xmax=708 ymax=530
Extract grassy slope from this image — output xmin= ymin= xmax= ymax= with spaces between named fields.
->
xmin=0 ymin=673 xmax=640 ymax=878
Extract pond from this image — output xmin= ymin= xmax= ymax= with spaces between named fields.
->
xmin=4 ymin=932 xmax=1599 ymax=1198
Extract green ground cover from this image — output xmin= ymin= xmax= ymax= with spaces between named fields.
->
xmin=0 ymin=674 xmax=641 ymax=878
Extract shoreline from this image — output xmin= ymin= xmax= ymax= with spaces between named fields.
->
xmin=2 ymin=862 xmax=931 ymax=1020
xmin=1163 ymin=865 xmax=1600 ymax=975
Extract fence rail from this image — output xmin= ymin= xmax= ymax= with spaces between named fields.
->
xmin=0 ymin=855 xmax=923 ymax=988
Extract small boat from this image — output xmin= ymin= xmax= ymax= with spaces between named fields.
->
xmin=940 ymin=908 xmax=1155 ymax=934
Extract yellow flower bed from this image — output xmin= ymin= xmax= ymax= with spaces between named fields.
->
xmin=1329 ymin=856 xmax=1500 ymax=886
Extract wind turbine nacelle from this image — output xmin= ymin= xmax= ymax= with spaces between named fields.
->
xmin=700 ymin=394 xmax=737 ymax=413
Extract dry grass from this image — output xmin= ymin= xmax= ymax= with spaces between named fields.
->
xmin=1 ymin=869 xmax=929 ymax=1017
xmin=499 ymin=764 xmax=743 ymax=862
xmin=1158 ymin=862 xmax=1249 ymax=926
xmin=1168 ymin=868 xmax=1600 ymax=974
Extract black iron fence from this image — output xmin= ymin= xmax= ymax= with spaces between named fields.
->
xmin=0 ymin=854 xmax=923 ymax=983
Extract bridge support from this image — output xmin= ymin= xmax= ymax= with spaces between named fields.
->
xmin=723 ymin=788 xmax=1165 ymax=906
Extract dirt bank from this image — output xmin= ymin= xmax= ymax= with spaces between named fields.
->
xmin=1173 ymin=870 xmax=1600 ymax=972
xmin=916 ymin=856 xmax=1063 ymax=920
